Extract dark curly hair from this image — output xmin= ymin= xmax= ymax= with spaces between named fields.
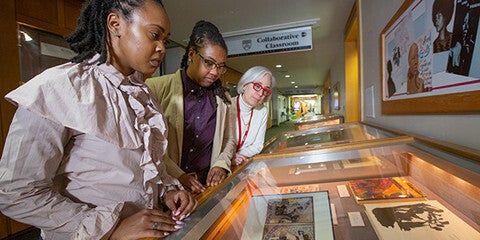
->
xmin=67 ymin=0 xmax=164 ymax=64
xmin=432 ymin=0 xmax=454 ymax=26
xmin=180 ymin=20 xmax=228 ymax=69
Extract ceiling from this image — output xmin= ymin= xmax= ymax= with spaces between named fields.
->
xmin=162 ymin=0 xmax=355 ymax=95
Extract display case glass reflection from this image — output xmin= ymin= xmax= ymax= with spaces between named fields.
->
xmin=262 ymin=122 xmax=400 ymax=154
xmin=294 ymin=114 xmax=344 ymax=130
xmin=168 ymin=140 xmax=480 ymax=239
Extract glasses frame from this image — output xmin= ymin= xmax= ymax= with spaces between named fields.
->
xmin=250 ymin=81 xmax=273 ymax=96
xmin=196 ymin=52 xmax=227 ymax=75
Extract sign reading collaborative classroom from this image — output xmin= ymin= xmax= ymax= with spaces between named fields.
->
xmin=225 ymin=26 xmax=312 ymax=57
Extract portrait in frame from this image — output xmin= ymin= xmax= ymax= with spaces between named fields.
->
xmin=381 ymin=0 xmax=480 ymax=114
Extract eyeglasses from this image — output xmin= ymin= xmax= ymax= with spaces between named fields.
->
xmin=251 ymin=81 xmax=272 ymax=96
xmin=196 ymin=52 xmax=227 ymax=75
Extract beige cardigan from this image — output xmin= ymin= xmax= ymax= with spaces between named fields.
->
xmin=146 ymin=69 xmax=235 ymax=178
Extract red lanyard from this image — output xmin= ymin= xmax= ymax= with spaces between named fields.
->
xmin=237 ymin=97 xmax=253 ymax=151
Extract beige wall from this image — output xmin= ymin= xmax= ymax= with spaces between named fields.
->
xmin=358 ymin=0 xmax=480 ymax=150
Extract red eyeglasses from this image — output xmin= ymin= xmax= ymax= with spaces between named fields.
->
xmin=250 ymin=82 xmax=272 ymax=96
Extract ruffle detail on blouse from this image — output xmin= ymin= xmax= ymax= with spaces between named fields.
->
xmin=118 ymin=77 xmax=169 ymax=193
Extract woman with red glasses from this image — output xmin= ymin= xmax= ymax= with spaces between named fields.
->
xmin=231 ymin=66 xmax=276 ymax=169
xmin=146 ymin=20 xmax=235 ymax=194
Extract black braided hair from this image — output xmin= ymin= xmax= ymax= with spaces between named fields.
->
xmin=181 ymin=20 xmax=230 ymax=104
xmin=432 ymin=0 xmax=454 ymax=25
xmin=67 ymin=0 xmax=164 ymax=64
xmin=180 ymin=20 xmax=228 ymax=69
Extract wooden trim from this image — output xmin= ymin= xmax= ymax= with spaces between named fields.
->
xmin=363 ymin=122 xmax=480 ymax=162
xmin=382 ymin=90 xmax=480 ymax=114
xmin=200 ymin=190 xmax=250 ymax=240
xmin=194 ymin=161 xmax=250 ymax=207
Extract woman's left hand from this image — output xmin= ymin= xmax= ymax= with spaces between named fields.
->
xmin=163 ymin=190 xmax=197 ymax=221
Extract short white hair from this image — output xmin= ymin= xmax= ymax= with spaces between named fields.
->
xmin=236 ymin=66 xmax=276 ymax=95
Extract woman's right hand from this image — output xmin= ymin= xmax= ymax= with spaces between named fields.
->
xmin=178 ymin=173 xmax=206 ymax=194
xmin=109 ymin=209 xmax=184 ymax=240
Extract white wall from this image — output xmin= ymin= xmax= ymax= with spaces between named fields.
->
xmin=360 ymin=0 xmax=480 ymax=150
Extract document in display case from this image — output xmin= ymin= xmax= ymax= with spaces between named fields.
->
xmin=364 ymin=200 xmax=480 ymax=240
xmin=241 ymin=191 xmax=334 ymax=240
xmin=348 ymin=177 xmax=426 ymax=204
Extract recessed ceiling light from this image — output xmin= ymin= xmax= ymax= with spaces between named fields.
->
xmin=285 ymin=74 xmax=290 ymax=78
xmin=295 ymin=86 xmax=298 ymax=88
xmin=291 ymin=81 xmax=295 ymax=84
xmin=275 ymin=64 xmax=282 ymax=68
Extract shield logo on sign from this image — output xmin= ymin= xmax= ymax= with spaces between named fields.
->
xmin=242 ymin=39 xmax=252 ymax=51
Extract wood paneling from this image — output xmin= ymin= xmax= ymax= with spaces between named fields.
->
xmin=63 ymin=0 xmax=83 ymax=31
xmin=0 ymin=0 xmax=82 ymax=238
xmin=15 ymin=0 xmax=82 ymax=37
xmin=0 ymin=213 xmax=8 ymax=239
xmin=16 ymin=0 xmax=59 ymax=25
xmin=1 ymin=0 xmax=21 ymax=153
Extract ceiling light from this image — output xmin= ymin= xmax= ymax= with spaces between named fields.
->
xmin=20 ymin=31 xmax=33 ymax=42
xmin=295 ymin=86 xmax=298 ymax=88
xmin=291 ymin=81 xmax=295 ymax=84
xmin=275 ymin=64 xmax=282 ymax=68
xmin=285 ymin=74 xmax=290 ymax=78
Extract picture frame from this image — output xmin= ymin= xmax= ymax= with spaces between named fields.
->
xmin=241 ymin=191 xmax=334 ymax=240
xmin=380 ymin=0 xmax=480 ymax=114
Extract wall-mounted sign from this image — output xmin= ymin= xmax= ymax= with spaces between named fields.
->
xmin=225 ymin=26 xmax=312 ymax=57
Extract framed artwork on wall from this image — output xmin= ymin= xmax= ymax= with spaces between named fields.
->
xmin=380 ymin=0 xmax=480 ymax=114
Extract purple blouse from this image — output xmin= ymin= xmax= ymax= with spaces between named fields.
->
xmin=180 ymin=70 xmax=217 ymax=182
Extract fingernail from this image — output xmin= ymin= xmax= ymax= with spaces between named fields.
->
xmin=176 ymin=220 xmax=184 ymax=224
xmin=174 ymin=210 xmax=180 ymax=216
xmin=174 ymin=225 xmax=183 ymax=229
xmin=164 ymin=232 xmax=170 ymax=236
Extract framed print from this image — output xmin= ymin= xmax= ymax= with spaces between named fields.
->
xmin=381 ymin=0 xmax=480 ymax=114
xmin=241 ymin=191 xmax=334 ymax=240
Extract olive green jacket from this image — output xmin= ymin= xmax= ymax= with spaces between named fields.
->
xmin=146 ymin=69 xmax=235 ymax=178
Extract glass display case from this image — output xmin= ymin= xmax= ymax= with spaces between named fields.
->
xmin=166 ymin=139 xmax=480 ymax=239
xmin=262 ymin=122 xmax=409 ymax=155
xmin=294 ymin=114 xmax=344 ymax=131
